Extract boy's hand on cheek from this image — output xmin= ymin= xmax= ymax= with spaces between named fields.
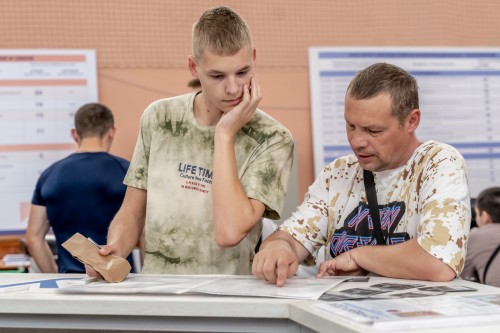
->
xmin=216 ymin=76 xmax=261 ymax=139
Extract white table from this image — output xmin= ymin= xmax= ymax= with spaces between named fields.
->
xmin=0 ymin=273 xmax=499 ymax=333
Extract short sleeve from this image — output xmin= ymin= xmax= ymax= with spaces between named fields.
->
xmin=31 ymin=176 xmax=46 ymax=206
xmin=416 ymin=146 xmax=471 ymax=276
xmin=240 ymin=128 xmax=294 ymax=220
xmin=124 ymin=104 xmax=154 ymax=189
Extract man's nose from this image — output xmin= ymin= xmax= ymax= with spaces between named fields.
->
xmin=349 ymin=132 xmax=368 ymax=149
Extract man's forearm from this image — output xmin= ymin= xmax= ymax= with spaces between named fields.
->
xmin=30 ymin=241 xmax=57 ymax=273
xmin=353 ymin=239 xmax=456 ymax=281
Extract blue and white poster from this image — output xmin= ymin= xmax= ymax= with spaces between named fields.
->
xmin=309 ymin=47 xmax=500 ymax=196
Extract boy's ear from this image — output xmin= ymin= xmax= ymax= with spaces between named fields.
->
xmin=188 ymin=56 xmax=198 ymax=77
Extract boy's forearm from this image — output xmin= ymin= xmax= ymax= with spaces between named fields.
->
xmin=212 ymin=133 xmax=263 ymax=246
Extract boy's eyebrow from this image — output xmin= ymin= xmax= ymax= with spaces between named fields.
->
xmin=207 ymin=69 xmax=224 ymax=75
xmin=207 ymin=65 xmax=251 ymax=75
xmin=237 ymin=65 xmax=251 ymax=72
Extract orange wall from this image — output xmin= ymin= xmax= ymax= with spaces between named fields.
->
xmin=2 ymin=0 xmax=500 ymax=201
xmin=100 ymin=68 xmax=312 ymax=201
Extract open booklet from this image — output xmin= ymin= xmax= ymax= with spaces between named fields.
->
xmin=56 ymin=275 xmax=347 ymax=300
xmin=313 ymin=294 xmax=500 ymax=330
xmin=319 ymin=281 xmax=477 ymax=301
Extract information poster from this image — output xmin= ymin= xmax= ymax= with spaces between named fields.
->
xmin=0 ymin=50 xmax=98 ymax=234
xmin=309 ymin=47 xmax=500 ymax=197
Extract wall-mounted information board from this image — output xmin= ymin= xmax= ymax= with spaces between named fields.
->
xmin=0 ymin=49 xmax=97 ymax=234
xmin=309 ymin=47 xmax=500 ymax=197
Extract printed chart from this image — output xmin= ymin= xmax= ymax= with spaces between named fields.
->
xmin=309 ymin=47 xmax=500 ymax=196
xmin=0 ymin=50 xmax=97 ymax=233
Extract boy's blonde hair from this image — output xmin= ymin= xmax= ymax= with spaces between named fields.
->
xmin=192 ymin=6 xmax=252 ymax=61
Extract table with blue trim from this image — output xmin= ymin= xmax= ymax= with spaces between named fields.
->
xmin=0 ymin=273 xmax=499 ymax=333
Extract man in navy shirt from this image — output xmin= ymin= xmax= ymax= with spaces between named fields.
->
xmin=25 ymin=103 xmax=133 ymax=273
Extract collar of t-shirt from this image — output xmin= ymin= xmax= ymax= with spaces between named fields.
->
xmin=372 ymin=165 xmax=405 ymax=191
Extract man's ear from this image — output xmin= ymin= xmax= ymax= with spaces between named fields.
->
xmin=481 ymin=210 xmax=492 ymax=225
xmin=107 ymin=127 xmax=116 ymax=141
xmin=103 ymin=127 xmax=116 ymax=151
xmin=406 ymin=109 xmax=421 ymax=133
xmin=70 ymin=128 xmax=79 ymax=144
xmin=188 ymin=56 xmax=198 ymax=77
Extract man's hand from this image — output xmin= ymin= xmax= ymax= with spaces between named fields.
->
xmin=215 ymin=75 xmax=262 ymax=138
xmin=316 ymin=248 xmax=367 ymax=277
xmin=252 ymin=238 xmax=299 ymax=287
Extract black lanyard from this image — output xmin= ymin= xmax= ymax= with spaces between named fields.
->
xmin=363 ymin=170 xmax=386 ymax=245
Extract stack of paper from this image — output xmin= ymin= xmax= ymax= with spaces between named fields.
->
xmin=1 ymin=253 xmax=30 ymax=267
xmin=314 ymin=294 xmax=500 ymax=330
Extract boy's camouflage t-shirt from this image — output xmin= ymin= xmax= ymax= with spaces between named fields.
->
xmin=280 ymin=140 xmax=470 ymax=275
xmin=125 ymin=93 xmax=294 ymax=274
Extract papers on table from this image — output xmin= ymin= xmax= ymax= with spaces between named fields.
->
xmin=314 ymin=294 xmax=500 ymax=330
xmin=57 ymin=275 xmax=346 ymax=300
xmin=319 ymin=281 xmax=477 ymax=301
xmin=192 ymin=276 xmax=344 ymax=300
xmin=0 ymin=277 xmax=88 ymax=293
xmin=58 ymin=275 xmax=220 ymax=295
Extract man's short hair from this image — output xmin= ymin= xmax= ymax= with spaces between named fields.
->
xmin=476 ymin=187 xmax=500 ymax=224
xmin=74 ymin=103 xmax=114 ymax=139
xmin=347 ymin=63 xmax=419 ymax=124
xmin=192 ymin=6 xmax=252 ymax=61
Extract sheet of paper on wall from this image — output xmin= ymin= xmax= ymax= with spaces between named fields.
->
xmin=313 ymin=294 xmax=500 ymax=330
xmin=0 ymin=49 xmax=97 ymax=234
